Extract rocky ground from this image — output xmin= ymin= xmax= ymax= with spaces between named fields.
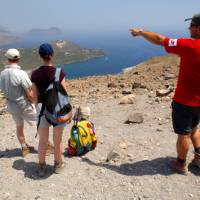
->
xmin=0 ymin=54 xmax=200 ymax=200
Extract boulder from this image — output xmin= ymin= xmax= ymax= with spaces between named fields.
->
xmin=122 ymin=90 xmax=132 ymax=95
xmin=119 ymin=94 xmax=136 ymax=104
xmin=156 ymin=88 xmax=173 ymax=97
xmin=164 ymin=73 xmax=176 ymax=80
xmin=106 ymin=140 xmax=128 ymax=162
xmin=107 ymin=82 xmax=117 ymax=88
xmin=125 ymin=113 xmax=144 ymax=124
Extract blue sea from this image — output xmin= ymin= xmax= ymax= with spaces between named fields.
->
xmin=59 ymin=33 xmax=167 ymax=79
xmin=0 ymin=30 xmax=186 ymax=79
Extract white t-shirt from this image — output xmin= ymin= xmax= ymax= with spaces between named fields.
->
xmin=0 ymin=64 xmax=32 ymax=110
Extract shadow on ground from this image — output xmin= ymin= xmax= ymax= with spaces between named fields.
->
xmin=0 ymin=148 xmax=37 ymax=158
xmin=188 ymin=163 xmax=200 ymax=176
xmin=12 ymin=159 xmax=54 ymax=180
xmin=82 ymin=156 xmax=199 ymax=176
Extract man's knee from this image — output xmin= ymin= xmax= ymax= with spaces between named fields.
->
xmin=177 ymin=134 xmax=190 ymax=141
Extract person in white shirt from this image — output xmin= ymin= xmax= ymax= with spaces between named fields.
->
xmin=0 ymin=48 xmax=36 ymax=156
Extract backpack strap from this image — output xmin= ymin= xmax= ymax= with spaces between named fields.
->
xmin=55 ymin=67 xmax=61 ymax=82
xmin=36 ymin=103 xmax=46 ymax=134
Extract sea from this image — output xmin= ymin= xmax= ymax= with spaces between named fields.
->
xmin=0 ymin=30 xmax=186 ymax=79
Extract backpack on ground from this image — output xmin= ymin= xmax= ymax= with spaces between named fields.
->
xmin=37 ymin=68 xmax=72 ymax=129
xmin=66 ymin=108 xmax=97 ymax=156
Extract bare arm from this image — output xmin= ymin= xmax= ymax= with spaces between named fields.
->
xmin=129 ymin=28 xmax=165 ymax=46
xmin=25 ymin=87 xmax=35 ymax=103
xmin=30 ymin=83 xmax=38 ymax=105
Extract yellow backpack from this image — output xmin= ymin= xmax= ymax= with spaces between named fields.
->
xmin=67 ymin=120 xmax=97 ymax=156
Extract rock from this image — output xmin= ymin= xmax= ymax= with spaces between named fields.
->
xmin=106 ymin=140 xmax=128 ymax=162
xmin=122 ymin=90 xmax=132 ymax=95
xmin=132 ymin=82 xmax=141 ymax=89
xmin=119 ymin=141 xmax=128 ymax=149
xmin=125 ymin=113 xmax=144 ymax=124
xmin=0 ymin=107 xmax=7 ymax=115
xmin=164 ymin=73 xmax=176 ymax=80
xmin=156 ymin=88 xmax=173 ymax=97
xmin=119 ymin=94 xmax=136 ymax=104
xmin=106 ymin=150 xmax=121 ymax=162
xmin=119 ymin=84 xmax=125 ymax=88
xmin=108 ymin=82 xmax=117 ymax=88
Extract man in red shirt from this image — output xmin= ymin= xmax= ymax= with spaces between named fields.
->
xmin=130 ymin=13 xmax=200 ymax=174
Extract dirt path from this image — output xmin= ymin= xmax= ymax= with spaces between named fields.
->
xmin=0 ymin=92 xmax=200 ymax=200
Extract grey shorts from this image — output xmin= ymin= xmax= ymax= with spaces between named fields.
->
xmin=38 ymin=115 xmax=66 ymax=129
xmin=8 ymin=103 xmax=37 ymax=126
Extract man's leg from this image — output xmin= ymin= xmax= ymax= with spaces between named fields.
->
xmin=16 ymin=124 xmax=26 ymax=145
xmin=170 ymin=101 xmax=191 ymax=174
xmin=191 ymin=127 xmax=200 ymax=168
xmin=176 ymin=134 xmax=190 ymax=161
xmin=191 ymin=127 xmax=200 ymax=149
xmin=16 ymin=124 xmax=33 ymax=157
xmin=169 ymin=134 xmax=190 ymax=174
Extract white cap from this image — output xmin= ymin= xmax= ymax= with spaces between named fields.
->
xmin=5 ymin=49 xmax=20 ymax=60
xmin=74 ymin=106 xmax=91 ymax=120
xmin=80 ymin=106 xmax=91 ymax=117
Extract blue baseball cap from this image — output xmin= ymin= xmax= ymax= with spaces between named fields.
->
xmin=39 ymin=43 xmax=54 ymax=56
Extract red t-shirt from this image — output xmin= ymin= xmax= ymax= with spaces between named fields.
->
xmin=164 ymin=37 xmax=200 ymax=106
xmin=31 ymin=66 xmax=65 ymax=103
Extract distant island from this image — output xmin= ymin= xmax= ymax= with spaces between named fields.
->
xmin=0 ymin=40 xmax=105 ymax=71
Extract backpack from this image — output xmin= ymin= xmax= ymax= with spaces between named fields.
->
xmin=67 ymin=108 xmax=97 ymax=156
xmin=37 ymin=68 xmax=72 ymax=129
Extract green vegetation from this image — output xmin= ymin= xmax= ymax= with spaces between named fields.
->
xmin=0 ymin=40 xmax=105 ymax=71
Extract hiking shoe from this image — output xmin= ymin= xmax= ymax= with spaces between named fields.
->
xmin=26 ymin=143 xmax=36 ymax=152
xmin=191 ymin=152 xmax=200 ymax=169
xmin=21 ymin=146 xmax=30 ymax=157
xmin=46 ymin=143 xmax=54 ymax=156
xmin=21 ymin=144 xmax=35 ymax=157
xmin=54 ymin=161 xmax=65 ymax=174
xmin=169 ymin=159 xmax=187 ymax=175
xmin=36 ymin=163 xmax=47 ymax=178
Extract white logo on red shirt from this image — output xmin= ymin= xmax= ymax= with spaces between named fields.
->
xmin=168 ymin=39 xmax=178 ymax=47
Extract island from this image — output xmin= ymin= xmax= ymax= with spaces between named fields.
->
xmin=0 ymin=40 xmax=105 ymax=71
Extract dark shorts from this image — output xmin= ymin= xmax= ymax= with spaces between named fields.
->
xmin=171 ymin=101 xmax=200 ymax=135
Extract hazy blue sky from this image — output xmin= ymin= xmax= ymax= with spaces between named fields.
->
xmin=0 ymin=0 xmax=198 ymax=33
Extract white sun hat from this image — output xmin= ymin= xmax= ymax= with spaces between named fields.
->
xmin=5 ymin=48 xmax=21 ymax=60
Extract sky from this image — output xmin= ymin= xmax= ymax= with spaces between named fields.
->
xmin=0 ymin=0 xmax=198 ymax=34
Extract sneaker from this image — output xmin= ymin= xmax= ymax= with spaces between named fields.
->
xmin=54 ymin=160 xmax=65 ymax=174
xmin=169 ymin=159 xmax=187 ymax=175
xmin=191 ymin=152 xmax=200 ymax=168
xmin=21 ymin=146 xmax=30 ymax=157
xmin=46 ymin=143 xmax=54 ymax=156
xmin=36 ymin=163 xmax=47 ymax=178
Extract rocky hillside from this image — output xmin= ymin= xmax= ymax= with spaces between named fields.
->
xmin=67 ymin=54 xmax=179 ymax=105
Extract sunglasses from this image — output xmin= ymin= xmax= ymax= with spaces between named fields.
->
xmin=189 ymin=23 xmax=200 ymax=28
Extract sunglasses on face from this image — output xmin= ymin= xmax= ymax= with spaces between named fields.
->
xmin=190 ymin=23 xmax=197 ymax=28
xmin=189 ymin=22 xmax=200 ymax=28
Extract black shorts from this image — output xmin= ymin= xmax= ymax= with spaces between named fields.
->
xmin=171 ymin=101 xmax=200 ymax=135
